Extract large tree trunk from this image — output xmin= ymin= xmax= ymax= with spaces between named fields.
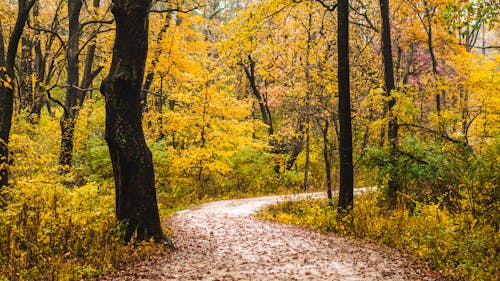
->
xmin=100 ymin=0 xmax=169 ymax=243
xmin=0 ymin=0 xmax=36 ymax=190
xmin=380 ymin=0 xmax=399 ymax=205
xmin=337 ymin=0 xmax=353 ymax=211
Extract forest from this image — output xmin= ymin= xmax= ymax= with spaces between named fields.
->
xmin=0 ymin=0 xmax=498 ymax=280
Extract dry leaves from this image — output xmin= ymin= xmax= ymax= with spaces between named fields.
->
xmin=98 ymin=194 xmax=441 ymax=281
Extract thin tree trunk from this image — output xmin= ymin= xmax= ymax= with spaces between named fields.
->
xmin=380 ymin=0 xmax=399 ymax=205
xmin=19 ymin=34 xmax=33 ymax=112
xmin=285 ymin=122 xmax=305 ymax=171
xmin=322 ymin=118 xmax=333 ymax=202
xmin=241 ymin=56 xmax=273 ymax=135
xmin=402 ymin=42 xmax=414 ymax=85
xmin=31 ymin=2 xmax=45 ymax=121
xmin=59 ymin=0 xmax=83 ymax=167
xmin=100 ymin=0 xmax=170 ymax=244
xmin=60 ymin=0 xmax=103 ymax=168
xmin=0 ymin=0 xmax=36 ymax=190
xmin=425 ymin=6 xmax=440 ymax=115
xmin=337 ymin=0 xmax=353 ymax=211
xmin=302 ymin=12 xmax=313 ymax=191
xmin=303 ymin=128 xmax=310 ymax=191
xmin=142 ymin=12 xmax=171 ymax=111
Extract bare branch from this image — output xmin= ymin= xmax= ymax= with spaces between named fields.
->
xmin=399 ymin=123 xmax=468 ymax=147
xmin=27 ymin=19 xmax=66 ymax=49
xmin=80 ymin=19 xmax=114 ymax=29
xmin=150 ymin=6 xmax=199 ymax=14
xmin=315 ymin=0 xmax=337 ymax=12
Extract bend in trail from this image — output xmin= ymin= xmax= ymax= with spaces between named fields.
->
xmin=100 ymin=192 xmax=438 ymax=281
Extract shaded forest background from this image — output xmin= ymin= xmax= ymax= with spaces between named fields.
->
xmin=0 ymin=0 xmax=498 ymax=280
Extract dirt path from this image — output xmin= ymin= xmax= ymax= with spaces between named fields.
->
xmin=100 ymin=193 xmax=438 ymax=280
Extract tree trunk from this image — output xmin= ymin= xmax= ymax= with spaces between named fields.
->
xmin=60 ymin=0 xmax=103 ymax=168
xmin=0 ymin=20 xmax=10 ymax=191
xmin=302 ymin=11 xmax=312 ymax=191
xmin=31 ymin=1 xmax=44 ymax=121
xmin=59 ymin=0 xmax=83 ymax=167
xmin=142 ymin=12 xmax=171 ymax=112
xmin=380 ymin=0 xmax=399 ymax=205
xmin=241 ymin=56 xmax=273 ymax=135
xmin=425 ymin=6 xmax=440 ymax=115
xmin=0 ymin=0 xmax=36 ymax=190
xmin=100 ymin=0 xmax=169 ymax=244
xmin=402 ymin=42 xmax=414 ymax=85
xmin=285 ymin=122 xmax=305 ymax=171
xmin=322 ymin=118 xmax=333 ymax=202
xmin=337 ymin=0 xmax=353 ymax=211
xmin=19 ymin=34 xmax=33 ymax=112
xmin=302 ymin=128 xmax=310 ymax=191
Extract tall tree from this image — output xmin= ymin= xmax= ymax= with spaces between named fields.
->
xmin=337 ymin=0 xmax=353 ymax=210
xmin=0 ymin=0 xmax=36 ymax=190
xmin=60 ymin=0 xmax=105 ymax=168
xmin=100 ymin=0 xmax=170 ymax=243
xmin=59 ymin=0 xmax=83 ymax=167
xmin=379 ymin=0 xmax=399 ymax=203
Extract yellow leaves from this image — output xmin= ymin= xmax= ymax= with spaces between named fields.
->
xmin=260 ymin=193 xmax=499 ymax=280
xmin=0 ymin=73 xmax=13 ymax=90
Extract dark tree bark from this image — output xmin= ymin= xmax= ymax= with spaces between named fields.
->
xmin=60 ymin=0 xmax=104 ymax=168
xmin=424 ymin=5 xmax=441 ymax=115
xmin=302 ymin=12 xmax=313 ymax=191
xmin=302 ymin=128 xmax=310 ymax=190
xmin=285 ymin=122 xmax=305 ymax=171
xmin=402 ymin=42 xmax=414 ymax=85
xmin=0 ymin=0 xmax=36 ymax=190
xmin=19 ymin=33 xmax=33 ymax=112
xmin=240 ymin=55 xmax=273 ymax=135
xmin=30 ymin=1 xmax=45 ymax=121
xmin=337 ymin=0 xmax=353 ymax=211
xmin=100 ymin=0 xmax=170 ymax=244
xmin=380 ymin=0 xmax=399 ymax=204
xmin=321 ymin=118 xmax=333 ymax=202
xmin=31 ymin=0 xmax=66 ymax=121
xmin=59 ymin=0 xmax=83 ymax=167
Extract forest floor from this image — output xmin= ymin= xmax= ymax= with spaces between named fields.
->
xmin=98 ymin=193 xmax=442 ymax=281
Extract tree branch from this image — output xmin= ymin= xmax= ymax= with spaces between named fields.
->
xmin=399 ymin=123 xmax=468 ymax=146
xmin=26 ymin=19 xmax=66 ymax=49
xmin=315 ymin=0 xmax=337 ymax=12
xmin=80 ymin=19 xmax=114 ymax=29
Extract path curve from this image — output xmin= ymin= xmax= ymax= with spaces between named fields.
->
xmin=100 ymin=192 xmax=437 ymax=280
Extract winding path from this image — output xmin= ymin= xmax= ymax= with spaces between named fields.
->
xmin=100 ymin=193 xmax=438 ymax=280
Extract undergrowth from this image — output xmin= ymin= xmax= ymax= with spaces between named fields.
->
xmin=0 ymin=100 xmax=300 ymax=280
xmin=257 ymin=193 xmax=499 ymax=281
xmin=0 ymin=113 xmax=165 ymax=280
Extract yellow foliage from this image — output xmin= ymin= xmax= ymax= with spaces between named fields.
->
xmin=259 ymin=193 xmax=499 ymax=281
